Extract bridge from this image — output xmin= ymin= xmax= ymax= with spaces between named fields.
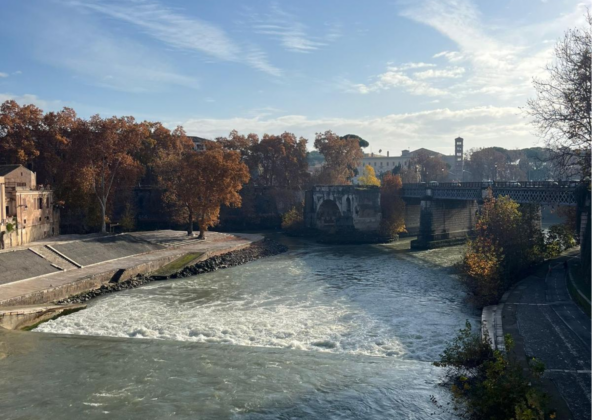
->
xmin=402 ymin=181 xmax=587 ymax=249
xmin=402 ymin=181 xmax=582 ymax=206
xmin=304 ymin=181 xmax=589 ymax=248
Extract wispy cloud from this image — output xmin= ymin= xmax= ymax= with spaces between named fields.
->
xmin=73 ymin=0 xmax=239 ymax=61
xmin=0 ymin=73 xmax=8 ymax=78
xmin=339 ymin=65 xmax=449 ymax=97
xmin=433 ymin=51 xmax=464 ymax=62
xmin=248 ymin=3 xmax=341 ymax=53
xmin=414 ymin=67 xmax=465 ymax=79
xmin=0 ymin=92 xmax=61 ymax=109
xmin=400 ymin=0 xmax=587 ymax=101
xmin=35 ymin=12 xmax=199 ymax=93
xmin=244 ymin=45 xmax=283 ymax=77
xmin=399 ymin=62 xmax=436 ymax=69
xmin=67 ymin=0 xmax=282 ymax=77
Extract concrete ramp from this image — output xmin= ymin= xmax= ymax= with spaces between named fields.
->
xmin=29 ymin=245 xmax=78 ymax=271
xmin=51 ymin=234 xmax=164 ymax=267
xmin=0 ymin=250 xmax=60 ymax=285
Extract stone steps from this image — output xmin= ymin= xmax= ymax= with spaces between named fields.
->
xmin=29 ymin=245 xmax=78 ymax=271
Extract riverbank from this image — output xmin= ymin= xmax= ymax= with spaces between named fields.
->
xmin=0 ymin=231 xmax=261 ymax=308
xmin=0 ymin=231 xmax=290 ymax=330
xmin=57 ymin=238 xmax=288 ymax=305
xmin=501 ymin=252 xmax=591 ymax=420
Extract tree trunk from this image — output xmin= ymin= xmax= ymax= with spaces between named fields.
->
xmin=197 ymin=220 xmax=206 ymax=240
xmin=187 ymin=209 xmax=194 ymax=236
xmin=101 ymin=201 xmax=107 ymax=233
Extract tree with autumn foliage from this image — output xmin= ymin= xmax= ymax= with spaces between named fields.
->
xmin=66 ymin=116 xmax=146 ymax=233
xmin=215 ymin=130 xmax=260 ymax=175
xmin=0 ymin=100 xmax=43 ymax=166
xmin=314 ymin=130 xmax=364 ymax=184
xmin=157 ymin=148 xmax=250 ymax=238
xmin=413 ymin=150 xmax=450 ymax=182
xmin=358 ymin=164 xmax=381 ymax=186
xmin=380 ymin=173 xmax=406 ymax=238
xmin=461 ymin=191 xmax=545 ymax=306
xmin=253 ymin=132 xmax=310 ymax=189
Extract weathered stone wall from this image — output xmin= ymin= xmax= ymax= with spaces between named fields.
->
xmin=418 ymin=198 xmax=478 ymax=242
xmin=306 ymin=185 xmax=381 ymax=233
xmin=430 ymin=199 xmax=478 ymax=239
xmin=402 ymin=198 xmax=421 ymax=236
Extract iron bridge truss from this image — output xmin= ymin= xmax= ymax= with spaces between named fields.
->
xmin=401 ymin=181 xmax=582 ymax=206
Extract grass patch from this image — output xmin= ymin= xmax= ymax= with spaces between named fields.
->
xmin=152 ymin=252 xmax=203 ymax=277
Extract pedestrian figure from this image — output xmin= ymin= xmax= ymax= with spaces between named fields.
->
xmin=0 ymin=230 xmax=5 ymax=250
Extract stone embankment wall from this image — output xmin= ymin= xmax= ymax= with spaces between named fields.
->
xmin=57 ymin=239 xmax=288 ymax=305
xmin=0 ymin=253 xmax=181 ymax=307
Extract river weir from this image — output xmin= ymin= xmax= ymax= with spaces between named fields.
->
xmin=0 ymin=236 xmax=476 ymax=419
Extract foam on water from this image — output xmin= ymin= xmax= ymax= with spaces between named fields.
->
xmin=36 ymin=242 xmax=472 ymax=360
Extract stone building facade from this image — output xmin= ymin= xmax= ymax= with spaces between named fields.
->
xmin=0 ymin=165 xmax=59 ymax=249
xmin=355 ymin=138 xmax=465 ymax=181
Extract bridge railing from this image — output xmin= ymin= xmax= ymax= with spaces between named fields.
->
xmin=402 ymin=181 xmax=583 ymax=189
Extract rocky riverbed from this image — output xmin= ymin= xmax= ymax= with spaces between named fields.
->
xmin=56 ymin=238 xmax=288 ymax=305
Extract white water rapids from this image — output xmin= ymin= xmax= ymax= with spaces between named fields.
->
xmin=37 ymin=241 xmax=473 ymax=361
xmin=1 ymin=238 xmax=477 ymax=419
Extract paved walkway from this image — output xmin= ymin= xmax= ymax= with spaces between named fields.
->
xmin=0 ymin=231 xmax=261 ymax=306
xmin=503 ymin=258 xmax=591 ymax=420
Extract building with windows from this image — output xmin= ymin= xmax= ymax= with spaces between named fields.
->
xmin=355 ymin=137 xmax=465 ymax=182
xmin=0 ymin=165 xmax=59 ymax=249
xmin=187 ymin=136 xmax=209 ymax=151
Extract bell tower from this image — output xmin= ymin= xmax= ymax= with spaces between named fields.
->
xmin=454 ymin=137 xmax=464 ymax=180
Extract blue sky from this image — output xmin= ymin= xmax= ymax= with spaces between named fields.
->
xmin=0 ymin=0 xmax=588 ymax=155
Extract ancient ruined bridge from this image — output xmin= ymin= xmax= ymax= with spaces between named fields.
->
xmin=304 ymin=181 xmax=589 ymax=248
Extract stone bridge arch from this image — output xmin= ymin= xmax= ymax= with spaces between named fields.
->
xmin=304 ymin=185 xmax=381 ymax=236
xmin=316 ymin=199 xmax=341 ymax=230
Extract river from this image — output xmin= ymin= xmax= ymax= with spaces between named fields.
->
xmin=0 ymin=237 xmax=476 ymax=419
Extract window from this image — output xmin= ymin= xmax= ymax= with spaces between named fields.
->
xmin=24 ymin=219 xmax=26 ymax=224
xmin=38 ymin=198 xmax=43 ymax=209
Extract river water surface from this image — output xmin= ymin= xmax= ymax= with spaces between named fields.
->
xmin=0 ymin=237 xmax=475 ymax=419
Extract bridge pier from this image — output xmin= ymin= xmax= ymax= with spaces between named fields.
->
xmin=411 ymin=192 xmax=478 ymax=250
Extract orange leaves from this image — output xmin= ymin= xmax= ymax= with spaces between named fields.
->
xmin=314 ymin=130 xmax=363 ymax=185
xmin=380 ymin=173 xmax=406 ymax=236
xmin=0 ymin=100 xmax=44 ymax=165
xmin=461 ymin=192 xmax=543 ymax=306
xmin=158 ymin=148 xmax=250 ymax=236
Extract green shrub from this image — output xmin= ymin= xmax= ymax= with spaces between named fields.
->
xmin=434 ymin=321 xmax=550 ymax=420
xmin=460 ymin=194 xmax=546 ymax=306
xmin=544 ymin=225 xmax=576 ymax=258
xmin=281 ymin=204 xmax=304 ymax=232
